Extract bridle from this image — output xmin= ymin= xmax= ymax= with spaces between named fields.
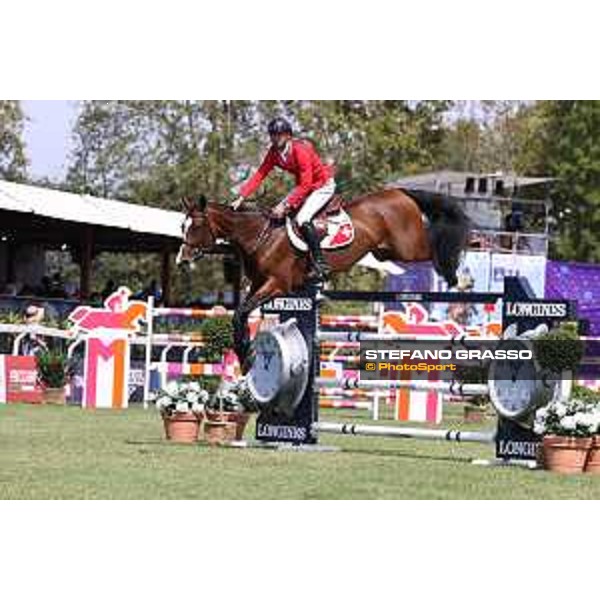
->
xmin=180 ymin=209 xmax=218 ymax=262
xmin=181 ymin=203 xmax=277 ymax=261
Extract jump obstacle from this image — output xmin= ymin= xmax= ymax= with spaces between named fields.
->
xmin=1 ymin=290 xmax=259 ymax=410
xmin=252 ymin=277 xmax=576 ymax=462
xmin=317 ymin=292 xmax=504 ymax=422
xmin=141 ymin=296 xmax=238 ymax=408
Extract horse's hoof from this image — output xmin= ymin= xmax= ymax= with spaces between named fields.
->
xmin=306 ymin=269 xmax=330 ymax=285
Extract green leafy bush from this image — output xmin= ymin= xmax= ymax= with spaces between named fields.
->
xmin=533 ymin=322 xmax=584 ymax=374
xmin=37 ymin=350 xmax=71 ymax=388
xmin=199 ymin=316 xmax=234 ymax=361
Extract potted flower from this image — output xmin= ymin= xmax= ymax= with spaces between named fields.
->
xmin=533 ymin=392 xmax=600 ymax=474
xmin=224 ymin=377 xmax=259 ymax=440
xmin=37 ymin=349 xmax=71 ymax=405
xmin=152 ymin=380 xmax=208 ymax=443
xmin=572 ymin=386 xmax=600 ymax=474
xmin=203 ymin=379 xmax=254 ymax=445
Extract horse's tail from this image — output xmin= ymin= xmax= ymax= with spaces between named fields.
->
xmin=402 ymin=188 xmax=469 ymax=288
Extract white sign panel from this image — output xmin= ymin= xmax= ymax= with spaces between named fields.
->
xmin=490 ymin=254 xmax=546 ymax=297
xmin=0 ymin=355 xmax=5 ymax=403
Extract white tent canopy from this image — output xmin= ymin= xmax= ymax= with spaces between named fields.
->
xmin=0 ymin=180 xmax=183 ymax=238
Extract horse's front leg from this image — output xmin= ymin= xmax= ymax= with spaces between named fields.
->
xmin=233 ymin=304 xmax=253 ymax=373
xmin=232 ymin=280 xmax=283 ymax=374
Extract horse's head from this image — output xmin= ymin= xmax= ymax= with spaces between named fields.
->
xmin=176 ymin=195 xmax=216 ymax=265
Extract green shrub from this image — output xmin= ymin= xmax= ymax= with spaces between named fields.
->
xmin=533 ymin=322 xmax=584 ymax=373
xmin=37 ymin=350 xmax=71 ymax=388
xmin=199 ymin=316 xmax=234 ymax=361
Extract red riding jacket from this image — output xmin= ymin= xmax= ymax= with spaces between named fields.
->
xmin=239 ymin=139 xmax=334 ymax=209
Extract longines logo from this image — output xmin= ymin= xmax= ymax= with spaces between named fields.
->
xmin=505 ymin=302 xmax=568 ymax=318
xmin=497 ymin=439 xmax=539 ymax=459
xmin=257 ymin=424 xmax=307 ymax=440
xmin=262 ymin=298 xmax=313 ymax=312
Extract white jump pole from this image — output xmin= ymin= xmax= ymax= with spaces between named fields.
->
xmin=317 ymin=331 xmax=499 ymax=343
xmin=142 ymin=295 xmax=154 ymax=409
xmin=316 ymin=377 xmax=489 ymax=396
xmin=314 ymin=421 xmax=496 ymax=444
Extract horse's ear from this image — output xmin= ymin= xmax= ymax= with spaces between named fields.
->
xmin=196 ymin=194 xmax=207 ymax=211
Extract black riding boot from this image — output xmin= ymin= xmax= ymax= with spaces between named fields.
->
xmin=300 ymin=222 xmax=330 ymax=282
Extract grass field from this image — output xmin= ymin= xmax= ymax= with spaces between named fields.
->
xmin=2 ymin=402 xmax=600 ymax=499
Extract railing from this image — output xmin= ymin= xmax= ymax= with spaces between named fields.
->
xmin=468 ymin=229 xmax=548 ymax=256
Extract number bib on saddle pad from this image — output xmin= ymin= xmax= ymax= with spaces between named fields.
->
xmin=286 ymin=208 xmax=355 ymax=252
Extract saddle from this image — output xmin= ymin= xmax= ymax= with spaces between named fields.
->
xmin=317 ymin=194 xmax=344 ymax=218
xmin=286 ymin=194 xmax=355 ymax=252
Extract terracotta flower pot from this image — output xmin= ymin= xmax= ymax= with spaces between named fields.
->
xmin=219 ymin=411 xmax=251 ymax=440
xmin=162 ymin=412 xmax=203 ymax=443
xmin=206 ymin=410 xmax=249 ymax=441
xmin=585 ymin=436 xmax=600 ymax=474
xmin=542 ymin=435 xmax=592 ymax=474
xmin=203 ymin=419 xmax=236 ymax=446
xmin=43 ymin=387 xmax=66 ymax=405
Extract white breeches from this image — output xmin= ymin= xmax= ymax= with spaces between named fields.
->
xmin=282 ymin=178 xmax=336 ymax=226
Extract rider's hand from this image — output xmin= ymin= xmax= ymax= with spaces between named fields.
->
xmin=271 ymin=203 xmax=288 ymax=220
xmin=231 ymin=196 xmax=244 ymax=211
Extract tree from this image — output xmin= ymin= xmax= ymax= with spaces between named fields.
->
xmin=529 ymin=101 xmax=600 ymax=262
xmin=294 ymin=100 xmax=450 ymax=196
xmin=441 ymin=100 xmax=600 ymax=262
xmin=439 ymin=101 xmax=532 ymax=174
xmin=0 ymin=101 xmax=27 ymax=181
xmin=66 ymin=101 xmax=265 ymax=299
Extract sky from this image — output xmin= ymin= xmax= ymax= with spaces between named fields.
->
xmin=22 ymin=100 xmax=79 ymax=180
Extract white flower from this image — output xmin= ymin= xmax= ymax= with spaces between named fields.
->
xmin=591 ymin=411 xmax=600 ymax=433
xmin=576 ymin=412 xmax=593 ymax=426
xmin=533 ymin=422 xmax=545 ymax=435
xmin=553 ymin=402 xmax=568 ymax=418
xmin=175 ymin=401 xmax=190 ymax=413
xmin=165 ymin=381 xmax=179 ymax=396
xmin=199 ymin=390 xmax=209 ymax=403
xmin=191 ymin=402 xmax=204 ymax=415
xmin=560 ymin=415 xmax=577 ymax=431
xmin=189 ymin=381 xmax=201 ymax=392
xmin=578 ymin=411 xmax=600 ymax=434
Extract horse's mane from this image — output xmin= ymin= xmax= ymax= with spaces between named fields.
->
xmin=207 ymin=201 xmax=270 ymax=219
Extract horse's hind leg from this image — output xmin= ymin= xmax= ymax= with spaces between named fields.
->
xmin=371 ymin=248 xmax=394 ymax=262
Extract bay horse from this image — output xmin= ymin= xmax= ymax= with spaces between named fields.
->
xmin=177 ymin=188 xmax=469 ymax=371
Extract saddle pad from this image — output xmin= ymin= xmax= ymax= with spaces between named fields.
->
xmin=286 ymin=209 xmax=355 ymax=252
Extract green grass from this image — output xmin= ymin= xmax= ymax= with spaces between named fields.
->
xmin=2 ymin=403 xmax=600 ymax=499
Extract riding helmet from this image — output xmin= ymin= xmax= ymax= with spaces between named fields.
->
xmin=267 ymin=117 xmax=293 ymax=136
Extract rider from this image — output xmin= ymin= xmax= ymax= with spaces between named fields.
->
xmin=232 ymin=117 xmax=335 ymax=281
